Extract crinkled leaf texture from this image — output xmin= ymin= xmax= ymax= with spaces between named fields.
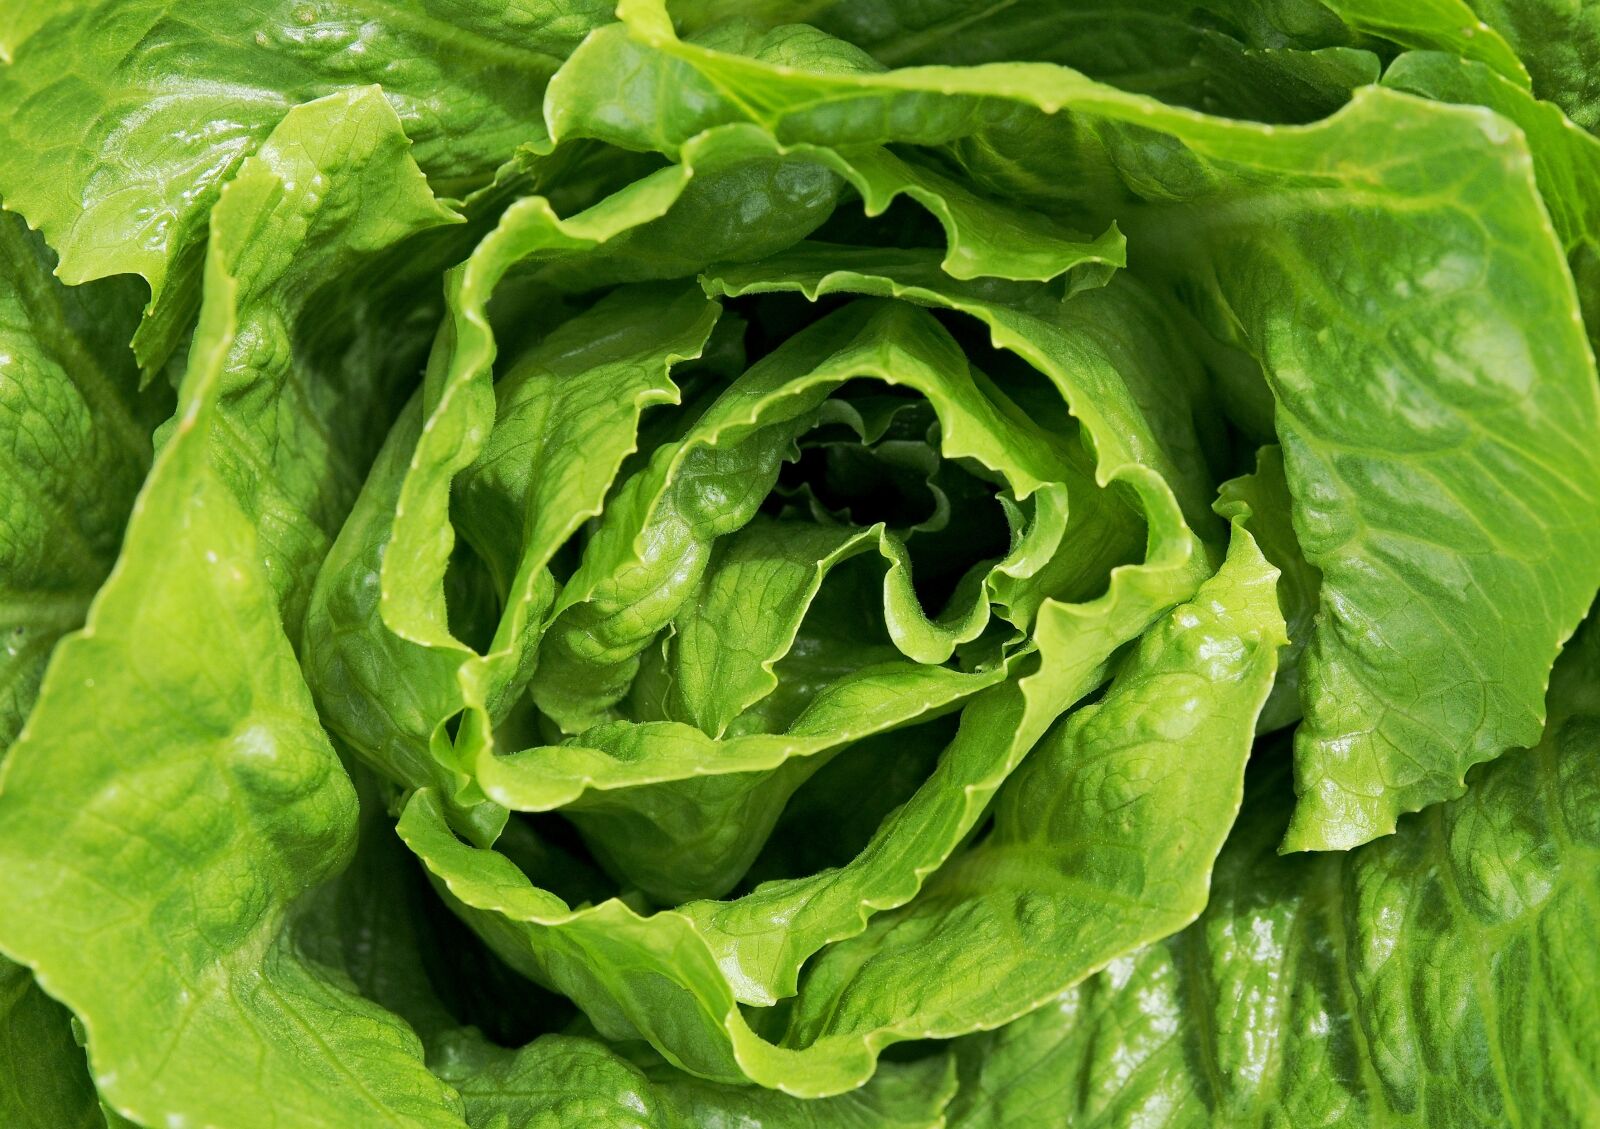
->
xmin=0 ymin=89 xmax=468 ymax=1129
xmin=0 ymin=1 xmax=1598 ymax=1127
xmin=552 ymin=0 xmax=1600 ymax=853
xmin=0 ymin=0 xmax=611 ymax=367
xmin=948 ymin=612 xmax=1600 ymax=1129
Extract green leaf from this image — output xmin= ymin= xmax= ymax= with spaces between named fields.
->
xmin=626 ymin=5 xmax=1600 ymax=845
xmin=0 ymin=89 xmax=466 ymax=1129
xmin=400 ymin=521 xmax=1281 ymax=1096
xmin=1383 ymin=49 xmax=1600 ymax=258
xmin=192 ymin=89 xmax=463 ymax=637
xmin=950 ymin=613 xmax=1600 ymax=1128
xmin=304 ymin=279 xmax=720 ymax=836
xmin=1141 ymin=91 xmax=1600 ymax=850
xmin=432 ymin=1030 xmax=957 ymax=1129
xmin=0 ymin=212 xmax=165 ymax=751
xmin=0 ymin=207 xmax=170 ymax=1129
xmin=663 ymin=519 xmax=889 ymax=737
xmin=795 ymin=0 xmax=1379 ymax=122
xmin=1321 ymin=0 xmax=1530 ymax=85
xmin=0 ymin=0 xmax=608 ymax=367
xmin=0 ymin=959 xmax=103 ymax=1129
xmin=1215 ymin=445 xmax=1320 ymax=733
xmin=1467 ymin=0 xmax=1600 ymax=130
xmin=550 ymin=36 xmax=1127 ymax=287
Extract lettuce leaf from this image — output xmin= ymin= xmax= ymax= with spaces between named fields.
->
xmin=948 ymin=611 xmax=1600 ymax=1128
xmin=1 ymin=2 xmax=1597 ymax=1125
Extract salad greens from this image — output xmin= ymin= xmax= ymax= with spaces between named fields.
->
xmin=0 ymin=1 xmax=1596 ymax=1126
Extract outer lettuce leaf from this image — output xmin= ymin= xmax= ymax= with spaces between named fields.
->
xmin=792 ymin=0 xmax=1380 ymax=123
xmin=0 ymin=206 xmax=168 ymax=1129
xmin=1379 ymin=49 xmax=1600 ymax=410
xmin=0 ymin=0 xmax=609 ymax=367
xmin=1382 ymin=50 xmax=1600 ymax=259
xmin=0 ymin=960 xmax=102 ymax=1129
xmin=433 ymin=1032 xmax=957 ymax=1129
xmin=0 ymin=90 xmax=466 ymax=1128
xmin=948 ymin=614 xmax=1600 ymax=1128
xmin=0 ymin=213 xmax=164 ymax=749
xmin=555 ymin=3 xmax=1600 ymax=850
xmin=1154 ymin=88 xmax=1600 ymax=852
xmin=1468 ymin=0 xmax=1600 ymax=130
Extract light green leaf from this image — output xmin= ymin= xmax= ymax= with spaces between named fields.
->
xmin=664 ymin=519 xmax=886 ymax=737
xmin=1322 ymin=0 xmax=1530 ymax=85
xmin=0 ymin=190 xmax=173 ymax=1129
xmin=1137 ymin=92 xmax=1600 ymax=850
xmin=482 ymin=659 xmax=1013 ymax=902
xmin=612 ymin=8 xmax=1600 ymax=846
xmin=951 ymin=613 xmax=1600 ymax=1128
xmin=1383 ymin=49 xmax=1600 ymax=258
xmin=0 ymin=0 xmax=609 ymax=367
xmin=401 ymin=521 xmax=1281 ymax=1095
xmin=0 ymin=200 xmax=171 ymax=1129
xmin=0 ymin=89 xmax=467 ymax=1129
xmin=305 ymin=280 xmax=720 ymax=837
xmin=1381 ymin=47 xmax=1600 ymax=367
xmin=193 ymin=89 xmax=463 ymax=637
xmin=549 ymin=33 xmax=1127 ymax=287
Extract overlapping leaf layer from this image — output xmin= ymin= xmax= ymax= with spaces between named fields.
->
xmin=0 ymin=1 xmax=1596 ymax=1126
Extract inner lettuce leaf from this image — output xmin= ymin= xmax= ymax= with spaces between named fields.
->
xmin=393 ymin=523 xmax=1281 ymax=1094
xmin=555 ymin=0 xmax=1600 ymax=852
xmin=0 ymin=1 xmax=1596 ymax=1126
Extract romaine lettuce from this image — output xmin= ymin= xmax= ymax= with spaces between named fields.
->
xmin=0 ymin=2 xmax=1596 ymax=1126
